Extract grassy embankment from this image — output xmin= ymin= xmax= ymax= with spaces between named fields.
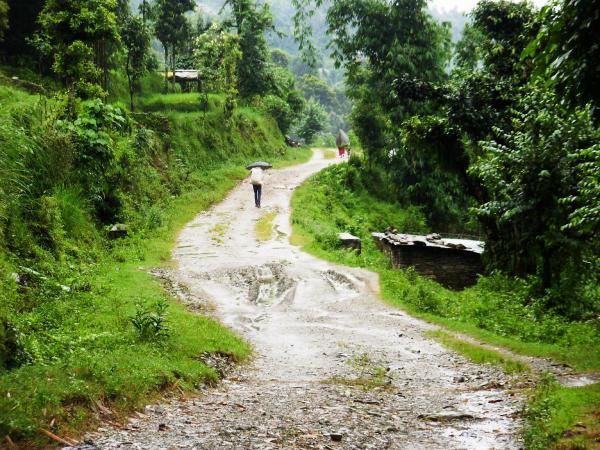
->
xmin=290 ymin=161 xmax=600 ymax=449
xmin=0 ymin=79 xmax=311 ymax=446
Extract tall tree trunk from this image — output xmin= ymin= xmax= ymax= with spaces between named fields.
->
xmin=541 ymin=249 xmax=553 ymax=293
xmin=126 ymin=54 xmax=134 ymax=111
xmin=163 ymin=45 xmax=169 ymax=93
xmin=171 ymin=46 xmax=176 ymax=93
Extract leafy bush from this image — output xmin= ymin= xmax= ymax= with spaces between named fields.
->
xmin=130 ymin=299 xmax=171 ymax=342
xmin=260 ymin=94 xmax=294 ymax=134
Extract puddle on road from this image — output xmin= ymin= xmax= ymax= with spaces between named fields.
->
xmin=321 ymin=269 xmax=359 ymax=293
xmin=557 ymin=373 xmax=600 ymax=387
xmin=195 ymin=263 xmax=298 ymax=307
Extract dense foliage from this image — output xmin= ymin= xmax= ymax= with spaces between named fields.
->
xmin=472 ymin=90 xmax=600 ymax=313
xmin=0 ymin=0 xmax=599 ymax=446
xmin=290 ymin=0 xmax=599 ymax=319
xmin=525 ymin=0 xmax=600 ymax=116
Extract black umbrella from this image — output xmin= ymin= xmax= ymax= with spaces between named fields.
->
xmin=246 ymin=161 xmax=272 ymax=170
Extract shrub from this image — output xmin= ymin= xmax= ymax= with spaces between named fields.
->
xmin=130 ymin=299 xmax=171 ymax=342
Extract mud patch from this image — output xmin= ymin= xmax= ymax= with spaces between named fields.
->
xmin=198 ymin=352 xmax=238 ymax=378
xmin=150 ymin=269 xmax=215 ymax=313
xmin=194 ymin=263 xmax=297 ymax=306
xmin=322 ymin=269 xmax=358 ymax=293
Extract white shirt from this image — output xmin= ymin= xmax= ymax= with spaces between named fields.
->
xmin=250 ymin=167 xmax=264 ymax=185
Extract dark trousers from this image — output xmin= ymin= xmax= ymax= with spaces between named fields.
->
xmin=252 ymin=184 xmax=262 ymax=207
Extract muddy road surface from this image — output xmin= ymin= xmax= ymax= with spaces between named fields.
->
xmin=76 ymin=151 xmax=524 ymax=449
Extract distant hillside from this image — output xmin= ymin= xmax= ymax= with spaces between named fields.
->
xmin=130 ymin=0 xmax=468 ymax=57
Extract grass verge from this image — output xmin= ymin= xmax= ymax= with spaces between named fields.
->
xmin=524 ymin=375 xmax=600 ymax=450
xmin=426 ymin=330 xmax=529 ymax=374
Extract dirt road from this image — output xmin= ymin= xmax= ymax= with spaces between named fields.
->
xmin=77 ymin=150 xmax=523 ymax=449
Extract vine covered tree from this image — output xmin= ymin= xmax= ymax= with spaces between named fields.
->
xmin=155 ymin=0 xmax=195 ymax=93
xmin=122 ymin=15 xmax=151 ymax=111
xmin=37 ymin=0 xmax=120 ymax=97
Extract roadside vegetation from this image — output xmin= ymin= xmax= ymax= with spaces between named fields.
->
xmin=426 ymin=330 xmax=529 ymax=374
xmin=0 ymin=80 xmax=311 ymax=446
xmin=0 ymin=0 xmax=312 ymax=444
xmin=291 ymin=162 xmax=600 ymax=448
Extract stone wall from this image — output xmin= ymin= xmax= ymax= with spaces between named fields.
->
xmin=373 ymin=233 xmax=484 ymax=290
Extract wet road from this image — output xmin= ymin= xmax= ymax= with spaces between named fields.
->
xmin=77 ymin=150 xmax=523 ymax=449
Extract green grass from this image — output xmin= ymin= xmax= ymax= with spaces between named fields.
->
xmin=323 ymin=148 xmax=337 ymax=159
xmin=524 ymin=376 xmax=600 ymax=450
xmin=427 ymin=330 xmax=529 ymax=374
xmin=325 ymin=353 xmax=391 ymax=391
xmin=138 ymin=92 xmax=226 ymax=113
xmin=256 ymin=212 xmax=277 ymax=241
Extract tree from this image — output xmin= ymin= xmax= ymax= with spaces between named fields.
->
xmin=122 ymin=16 xmax=151 ymax=111
xmin=155 ymin=0 xmax=195 ymax=93
xmin=297 ymin=98 xmax=327 ymax=143
xmin=270 ymin=48 xmax=289 ymax=68
xmin=325 ymin=0 xmax=451 ymax=140
xmin=471 ymin=89 xmax=600 ymax=305
xmin=193 ymin=24 xmax=241 ymax=94
xmin=298 ymin=75 xmax=336 ymax=109
xmin=224 ymin=0 xmax=274 ymax=98
xmin=525 ymin=0 xmax=600 ymax=117
xmin=453 ymin=23 xmax=485 ymax=71
xmin=448 ymin=1 xmax=537 ymax=139
xmin=0 ymin=0 xmax=8 ymax=43
xmin=470 ymin=0 xmax=537 ymax=81
xmin=37 ymin=0 xmax=120 ymax=97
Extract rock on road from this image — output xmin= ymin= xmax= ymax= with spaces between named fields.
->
xmin=74 ymin=150 xmax=523 ymax=450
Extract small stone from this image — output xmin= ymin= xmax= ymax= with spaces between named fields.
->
xmin=330 ymin=432 xmax=343 ymax=442
xmin=158 ymin=423 xmax=169 ymax=431
xmin=108 ymin=223 xmax=128 ymax=239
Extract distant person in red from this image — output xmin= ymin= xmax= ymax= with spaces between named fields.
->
xmin=336 ymin=129 xmax=350 ymax=158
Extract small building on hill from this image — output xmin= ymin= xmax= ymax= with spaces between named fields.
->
xmin=166 ymin=70 xmax=200 ymax=92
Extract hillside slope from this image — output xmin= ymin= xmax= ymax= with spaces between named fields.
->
xmin=0 ymin=81 xmax=310 ymax=446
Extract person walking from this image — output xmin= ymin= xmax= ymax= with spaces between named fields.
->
xmin=250 ymin=166 xmax=264 ymax=208
xmin=336 ymin=129 xmax=350 ymax=158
